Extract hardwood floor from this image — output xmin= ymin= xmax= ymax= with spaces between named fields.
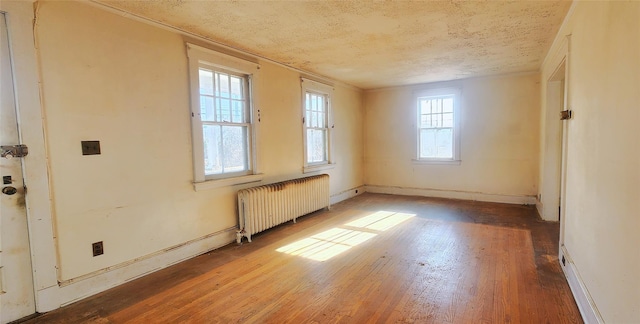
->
xmin=24 ymin=193 xmax=582 ymax=323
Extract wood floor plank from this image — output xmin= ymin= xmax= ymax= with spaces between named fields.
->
xmin=24 ymin=193 xmax=583 ymax=323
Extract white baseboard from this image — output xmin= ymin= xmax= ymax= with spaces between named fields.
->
xmin=36 ymin=227 xmax=237 ymax=311
xmin=560 ymin=246 xmax=604 ymax=324
xmin=536 ymin=200 xmax=544 ymax=218
xmin=364 ymin=185 xmax=536 ymax=205
xmin=330 ymin=185 xmax=365 ymax=205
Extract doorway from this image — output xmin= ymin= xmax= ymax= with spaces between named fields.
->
xmin=547 ymin=58 xmax=569 ymax=247
xmin=0 ymin=11 xmax=36 ymax=323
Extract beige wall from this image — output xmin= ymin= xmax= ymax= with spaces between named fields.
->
xmin=35 ymin=1 xmax=364 ymax=281
xmin=364 ymin=74 xmax=540 ymax=201
xmin=540 ymin=1 xmax=640 ymax=322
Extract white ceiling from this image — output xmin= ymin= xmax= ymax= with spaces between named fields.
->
xmin=96 ymin=0 xmax=572 ymax=89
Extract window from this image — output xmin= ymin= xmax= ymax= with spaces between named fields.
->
xmin=187 ymin=43 xmax=262 ymax=189
xmin=199 ymin=68 xmax=250 ymax=176
xmin=301 ymin=78 xmax=334 ymax=172
xmin=305 ymin=91 xmax=328 ymax=163
xmin=416 ymin=88 xmax=461 ymax=162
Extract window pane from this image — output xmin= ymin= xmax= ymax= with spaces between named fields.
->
xmin=311 ymin=109 xmax=317 ymax=128
xmin=443 ymin=112 xmax=453 ymax=127
xmin=420 ymin=128 xmax=453 ymax=159
xmin=220 ymin=99 xmax=231 ymax=122
xmin=214 ymin=97 xmax=221 ymax=122
xmin=422 ymin=114 xmax=429 ymax=128
xmin=199 ymin=69 xmax=213 ymax=96
xmin=218 ymin=73 xmax=230 ymax=98
xmin=230 ymin=76 xmax=242 ymax=100
xmin=200 ymin=96 xmax=214 ymax=121
xmin=435 ymin=128 xmax=453 ymax=158
xmin=433 ymin=99 xmax=442 ymax=113
xmin=307 ymin=129 xmax=327 ymax=163
xmin=310 ymin=94 xmax=316 ymax=111
xmin=222 ymin=126 xmax=248 ymax=172
xmin=203 ymin=125 xmax=222 ymax=175
xmin=305 ymin=93 xmax=327 ymax=128
xmin=420 ymin=129 xmax=436 ymax=158
xmin=435 ymin=113 xmax=442 ymax=127
xmin=231 ymin=100 xmax=243 ymax=123
xmin=443 ymin=98 xmax=454 ymax=113
xmin=316 ymin=96 xmax=324 ymax=113
xmin=318 ymin=109 xmax=325 ymax=128
xmin=420 ymin=99 xmax=429 ymax=115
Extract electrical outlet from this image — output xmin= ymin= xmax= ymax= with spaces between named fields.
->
xmin=81 ymin=141 xmax=101 ymax=155
xmin=92 ymin=241 xmax=104 ymax=257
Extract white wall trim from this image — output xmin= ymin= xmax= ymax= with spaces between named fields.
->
xmin=535 ymin=200 xmax=544 ymax=219
xmin=560 ymin=246 xmax=604 ymax=324
xmin=541 ymin=0 xmax=577 ymax=69
xmin=365 ymin=185 xmax=536 ymax=205
xmin=5 ymin=0 xmax=60 ymax=313
xmin=37 ymin=227 xmax=236 ymax=310
xmin=193 ymin=174 xmax=263 ymax=191
xmin=303 ymin=163 xmax=336 ymax=174
xmin=330 ymin=185 xmax=365 ymax=205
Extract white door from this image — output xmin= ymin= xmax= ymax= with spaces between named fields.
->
xmin=0 ymin=11 xmax=36 ymax=323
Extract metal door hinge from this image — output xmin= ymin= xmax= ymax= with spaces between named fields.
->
xmin=1 ymin=144 xmax=28 ymax=159
xmin=560 ymin=110 xmax=572 ymax=120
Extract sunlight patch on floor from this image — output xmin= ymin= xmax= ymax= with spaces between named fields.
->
xmin=345 ymin=211 xmax=415 ymax=231
xmin=276 ymin=211 xmax=415 ymax=261
xmin=276 ymin=228 xmax=376 ymax=261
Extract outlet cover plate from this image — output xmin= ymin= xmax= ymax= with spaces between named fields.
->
xmin=81 ymin=141 xmax=101 ymax=155
xmin=92 ymin=241 xmax=104 ymax=257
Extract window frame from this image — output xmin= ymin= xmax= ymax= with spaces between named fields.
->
xmin=301 ymin=77 xmax=335 ymax=173
xmin=414 ymin=87 xmax=462 ymax=164
xmin=187 ymin=43 xmax=262 ymax=189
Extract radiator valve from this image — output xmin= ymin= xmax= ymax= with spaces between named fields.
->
xmin=236 ymin=228 xmax=246 ymax=245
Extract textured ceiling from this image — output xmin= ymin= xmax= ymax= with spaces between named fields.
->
xmin=96 ymin=0 xmax=572 ymax=89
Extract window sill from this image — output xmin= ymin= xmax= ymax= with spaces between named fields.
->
xmin=193 ymin=174 xmax=263 ymax=191
xmin=303 ymin=163 xmax=336 ymax=174
xmin=412 ymin=159 xmax=461 ymax=165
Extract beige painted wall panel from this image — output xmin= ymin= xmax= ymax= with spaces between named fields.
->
xmin=541 ymin=1 xmax=640 ymax=322
xmin=364 ymin=74 xmax=540 ymax=198
xmin=35 ymin=1 xmax=363 ymax=281
xmin=330 ymin=85 xmax=365 ymax=193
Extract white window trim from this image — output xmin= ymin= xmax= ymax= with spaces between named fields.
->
xmin=193 ymin=173 xmax=263 ymax=191
xmin=301 ymin=77 xmax=335 ymax=173
xmin=414 ymin=87 xmax=462 ymax=164
xmin=187 ymin=43 xmax=263 ymax=190
xmin=303 ymin=163 xmax=335 ymax=174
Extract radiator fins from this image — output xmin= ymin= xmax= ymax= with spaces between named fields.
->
xmin=237 ymin=174 xmax=330 ymax=243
